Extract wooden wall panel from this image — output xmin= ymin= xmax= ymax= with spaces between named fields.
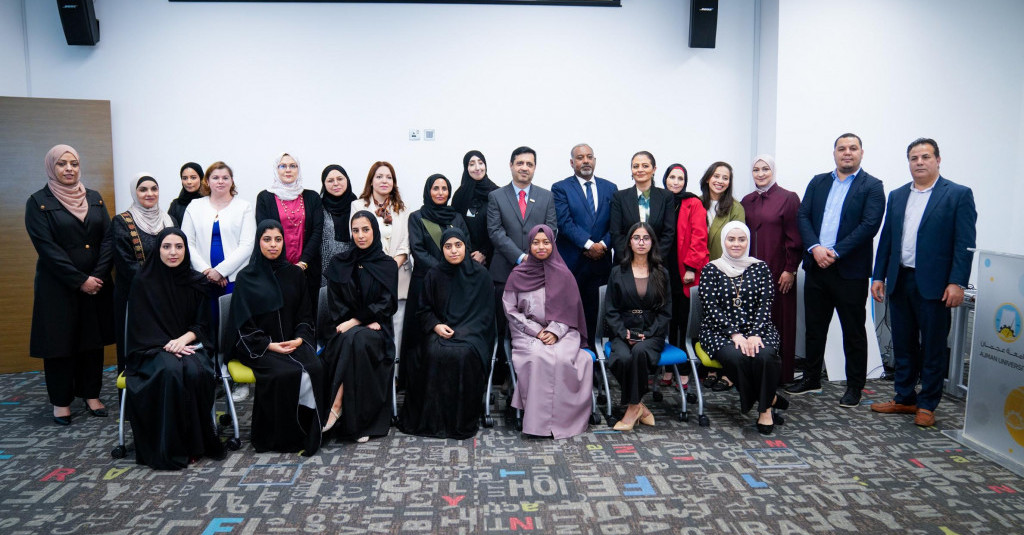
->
xmin=0 ymin=97 xmax=116 ymax=374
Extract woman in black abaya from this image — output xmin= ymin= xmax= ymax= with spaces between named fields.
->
xmin=399 ymin=227 xmax=493 ymax=439
xmin=320 ymin=211 xmax=398 ymax=443
xmin=229 ymin=220 xmax=325 ymax=455
xmin=125 ymin=228 xmax=224 ymax=469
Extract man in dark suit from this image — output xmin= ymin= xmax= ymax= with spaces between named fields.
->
xmin=787 ymin=133 xmax=885 ymax=407
xmin=608 ymin=151 xmax=676 ymax=263
xmin=487 ymin=146 xmax=559 ymax=383
xmin=869 ymin=138 xmax=976 ymax=427
xmin=552 ymin=143 xmax=618 ymax=350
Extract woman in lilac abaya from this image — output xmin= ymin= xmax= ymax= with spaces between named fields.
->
xmin=502 ymin=224 xmax=593 ymax=439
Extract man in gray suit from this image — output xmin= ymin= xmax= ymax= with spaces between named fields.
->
xmin=487 ymin=146 xmax=559 ymax=388
xmin=487 ymin=146 xmax=559 ymax=284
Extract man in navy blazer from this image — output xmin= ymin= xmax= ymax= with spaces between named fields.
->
xmin=869 ymin=138 xmax=976 ymax=427
xmin=787 ymin=133 xmax=885 ymax=408
xmin=552 ymin=143 xmax=617 ymax=349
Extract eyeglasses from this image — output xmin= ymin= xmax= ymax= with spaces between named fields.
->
xmin=631 ymin=235 xmax=651 ymax=243
xmin=277 ymin=164 xmax=299 ymax=170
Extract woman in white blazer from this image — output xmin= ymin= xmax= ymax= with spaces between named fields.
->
xmin=348 ymin=161 xmax=411 ymax=359
xmin=181 ymin=161 xmax=256 ymax=291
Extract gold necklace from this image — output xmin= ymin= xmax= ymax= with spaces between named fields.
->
xmin=729 ymin=276 xmax=743 ymax=308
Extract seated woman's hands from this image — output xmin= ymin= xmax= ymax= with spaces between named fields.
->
xmin=165 ymin=334 xmax=197 ymax=357
xmin=625 ymin=329 xmax=646 ymax=346
xmin=268 ymin=338 xmax=303 ymax=355
xmin=337 ymin=318 xmax=360 ymax=333
xmin=731 ymin=333 xmax=764 ymax=357
xmin=537 ymin=330 xmax=559 ymax=345
xmin=434 ymin=324 xmax=455 ymax=339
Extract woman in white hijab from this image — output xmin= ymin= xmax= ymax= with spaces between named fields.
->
xmin=107 ymin=173 xmax=175 ymax=372
xmin=698 ymin=221 xmax=787 ymax=435
xmin=255 ymin=153 xmax=324 ymax=315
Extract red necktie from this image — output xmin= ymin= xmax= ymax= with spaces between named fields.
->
xmin=518 ymin=190 xmax=527 ymax=218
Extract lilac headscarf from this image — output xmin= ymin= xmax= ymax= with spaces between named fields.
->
xmin=505 ymin=224 xmax=588 ymax=346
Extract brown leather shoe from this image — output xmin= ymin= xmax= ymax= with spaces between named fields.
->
xmin=914 ymin=409 xmax=936 ymax=427
xmin=870 ymin=400 xmax=918 ymax=414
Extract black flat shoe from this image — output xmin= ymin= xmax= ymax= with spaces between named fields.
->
xmin=756 ymin=422 xmax=773 ymax=435
xmin=53 ymin=415 xmax=71 ymax=426
xmin=772 ymin=410 xmax=785 ymax=426
xmin=84 ymin=402 xmax=108 ymax=417
xmin=711 ymin=378 xmax=734 ymax=392
xmin=773 ymin=394 xmax=790 ymax=411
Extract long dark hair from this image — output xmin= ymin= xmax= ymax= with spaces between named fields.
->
xmin=699 ymin=161 xmax=734 ymax=218
xmin=619 ymin=221 xmax=669 ymax=308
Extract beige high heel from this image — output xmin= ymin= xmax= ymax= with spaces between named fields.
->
xmin=322 ymin=408 xmax=341 ymax=432
xmin=614 ymin=406 xmax=641 ymax=432
xmin=638 ymin=403 xmax=655 ymax=426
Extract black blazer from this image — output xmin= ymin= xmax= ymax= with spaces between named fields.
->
xmin=255 ymin=190 xmax=324 ymax=267
xmin=408 ymin=210 xmax=469 ymax=278
xmin=608 ymin=186 xmax=676 ymax=262
xmin=797 ymin=170 xmax=885 ymax=280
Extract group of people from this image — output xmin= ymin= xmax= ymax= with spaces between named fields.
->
xmin=23 ymin=134 xmax=976 ymax=470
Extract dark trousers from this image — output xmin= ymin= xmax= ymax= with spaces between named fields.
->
xmin=43 ymin=349 xmax=104 ymax=406
xmin=714 ymin=344 xmax=780 ymax=414
xmin=573 ymin=262 xmax=605 ymax=352
xmin=803 ymin=264 xmax=869 ymax=391
xmin=890 ymin=268 xmax=950 ymax=411
xmin=667 ymin=287 xmax=691 ymax=349
xmin=493 ymin=282 xmax=509 ymax=385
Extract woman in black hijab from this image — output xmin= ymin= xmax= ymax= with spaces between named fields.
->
xmin=450 ymin=150 xmax=497 ymax=265
xmin=402 ymin=173 xmax=469 ymax=386
xmin=320 ymin=211 xmax=399 ymax=443
xmin=229 ymin=220 xmax=325 ymax=455
xmin=168 ymin=162 xmax=204 ymax=227
xmin=125 ymin=228 xmax=224 ymax=469
xmin=399 ymin=227 xmax=494 ymax=439
xmin=319 ymin=164 xmax=357 ymax=287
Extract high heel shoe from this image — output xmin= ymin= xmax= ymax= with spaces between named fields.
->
xmin=53 ymin=415 xmax=71 ymax=426
xmin=638 ymin=404 xmax=655 ymax=426
xmin=613 ymin=407 xmax=641 ymax=432
xmin=84 ymin=401 xmax=108 ymax=417
xmin=757 ymin=410 xmax=785 ymax=435
xmin=322 ymin=408 xmax=341 ymax=432
xmin=356 ymin=436 xmax=370 ymax=443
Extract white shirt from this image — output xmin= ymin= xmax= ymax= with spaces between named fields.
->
xmin=900 ymin=181 xmax=936 ymax=268
xmin=180 ymin=196 xmax=256 ymax=281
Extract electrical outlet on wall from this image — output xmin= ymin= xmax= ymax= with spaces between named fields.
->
xmin=409 ymin=129 xmax=421 ymax=141
xmin=424 ymin=129 xmax=436 ymax=141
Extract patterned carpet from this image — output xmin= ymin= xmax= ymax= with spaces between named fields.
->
xmin=0 ymin=367 xmax=1022 ymax=535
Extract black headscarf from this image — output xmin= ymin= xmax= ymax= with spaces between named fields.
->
xmin=663 ymin=163 xmax=699 ymax=209
xmin=451 ymin=150 xmax=498 ymax=215
xmin=419 ymin=173 xmax=457 ymax=226
xmin=320 ymin=164 xmax=356 ymax=241
xmin=125 ymin=228 xmax=211 ymax=354
xmin=327 ymin=210 xmax=399 ymax=295
xmin=228 ymin=220 xmax=291 ymax=335
xmin=174 ymin=162 xmax=205 ymax=208
xmin=435 ymin=227 xmax=495 ymax=364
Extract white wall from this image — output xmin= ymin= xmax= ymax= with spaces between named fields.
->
xmin=10 ymin=0 xmax=757 ymax=212
xmin=772 ymin=0 xmax=1024 ymax=261
xmin=0 ymin=0 xmax=27 ymax=96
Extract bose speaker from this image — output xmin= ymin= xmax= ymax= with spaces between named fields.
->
xmin=689 ymin=0 xmax=718 ymax=49
xmin=56 ymin=0 xmax=100 ymax=46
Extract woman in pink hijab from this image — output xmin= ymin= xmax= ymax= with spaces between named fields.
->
xmin=25 ymin=144 xmax=114 ymax=426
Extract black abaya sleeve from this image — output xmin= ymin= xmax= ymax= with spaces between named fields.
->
xmin=409 ymin=212 xmax=441 ymax=275
xmin=188 ymin=295 xmax=212 ymax=348
xmin=416 ymin=269 xmax=447 ymax=334
xmin=300 ymin=191 xmax=323 ymax=266
xmin=236 ymin=318 xmax=272 ymax=358
xmin=354 ymin=276 xmax=398 ymax=325
xmin=326 ymin=278 xmax=355 ymax=329
xmin=294 ymin=275 xmax=316 ymax=349
xmin=93 ymin=200 xmax=114 ymax=279
xmin=107 ymin=216 xmax=144 ymax=281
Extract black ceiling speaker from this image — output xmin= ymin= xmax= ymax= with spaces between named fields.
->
xmin=689 ymin=0 xmax=718 ymax=49
xmin=56 ymin=0 xmax=100 ymax=46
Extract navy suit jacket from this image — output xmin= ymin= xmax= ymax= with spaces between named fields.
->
xmin=797 ymin=169 xmax=885 ymax=280
xmin=552 ymin=175 xmax=617 ymax=273
xmin=872 ymin=176 xmax=976 ymax=300
xmin=486 ymin=183 xmax=558 ymax=283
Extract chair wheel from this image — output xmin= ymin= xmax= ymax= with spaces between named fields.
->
xmin=111 ymin=445 xmax=127 ymax=459
xmin=483 ymin=416 xmax=494 ymax=428
xmin=219 ymin=414 xmax=232 ymax=426
xmin=226 ymin=437 xmax=241 ymax=451
xmin=589 ymin=413 xmax=601 ymax=425
xmin=652 ymin=391 xmax=664 ymax=402
xmin=686 ymin=392 xmax=697 ymax=404
xmin=678 ymin=412 xmax=687 ymax=422
xmin=698 ymin=415 xmax=710 ymax=427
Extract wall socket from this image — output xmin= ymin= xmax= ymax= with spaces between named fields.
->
xmin=409 ymin=129 xmax=421 ymax=141
xmin=424 ymin=129 xmax=436 ymax=141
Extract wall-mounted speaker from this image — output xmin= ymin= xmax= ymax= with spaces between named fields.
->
xmin=689 ymin=0 xmax=718 ymax=49
xmin=56 ymin=0 xmax=100 ymax=46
